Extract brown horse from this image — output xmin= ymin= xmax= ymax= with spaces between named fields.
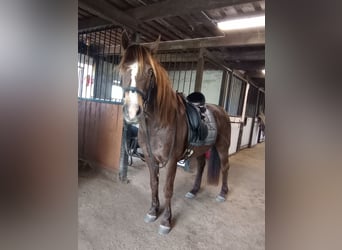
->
xmin=119 ymin=31 xmax=231 ymax=235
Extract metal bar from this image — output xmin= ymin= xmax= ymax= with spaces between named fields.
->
xmin=171 ymin=52 xmax=178 ymax=89
xmin=99 ymin=31 xmax=106 ymax=100
xmin=176 ymin=52 xmax=182 ymax=91
xmin=182 ymin=52 xmax=188 ymax=93
xmin=225 ymin=70 xmax=233 ymax=112
xmin=188 ymin=58 xmax=194 ymax=94
xmin=218 ymin=70 xmax=229 ymax=107
xmin=166 ymin=52 xmax=172 ymax=72
xmin=103 ymin=29 xmax=109 ymax=100
xmin=110 ymin=29 xmax=115 ymax=100
xmin=93 ymin=30 xmax=100 ymax=98
xmin=80 ymin=35 xmax=87 ymax=98
xmin=78 ymin=33 xmax=84 ymax=97
xmin=241 ymin=82 xmax=250 ymax=122
xmin=119 ymin=119 xmax=129 ymax=183
xmin=85 ymin=34 xmax=92 ymax=98
xmin=116 ymin=28 xmax=122 ymax=87
xmin=90 ymin=32 xmax=96 ymax=99
xmin=237 ymin=79 xmax=246 ymax=116
xmin=81 ymin=99 xmax=88 ymax=156
xmin=162 ymin=53 xmax=167 ymax=68
xmin=236 ymin=81 xmax=250 ymax=152
xmin=77 ymin=97 xmax=123 ymax=105
xmin=248 ymin=89 xmax=260 ymax=147
xmin=194 ymin=48 xmax=204 ymax=92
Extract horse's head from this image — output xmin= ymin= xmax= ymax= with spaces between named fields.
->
xmin=119 ymin=31 xmax=160 ymax=123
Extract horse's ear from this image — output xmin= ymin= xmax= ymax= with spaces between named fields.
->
xmin=150 ymin=35 xmax=161 ymax=54
xmin=121 ymin=30 xmax=130 ymax=50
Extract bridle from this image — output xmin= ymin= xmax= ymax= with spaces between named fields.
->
xmin=122 ymin=68 xmax=155 ymax=110
xmin=122 ymin=67 xmax=176 ymax=169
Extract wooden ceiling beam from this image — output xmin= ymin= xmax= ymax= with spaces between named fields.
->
xmin=127 ymin=0 xmax=257 ymax=21
xmin=78 ymin=17 xmax=111 ymax=31
xmin=79 ymin=0 xmax=140 ymax=31
xmin=225 ymin=61 xmax=265 ymax=71
xmin=143 ymin=29 xmax=265 ymax=50
xmin=156 ymin=52 xmax=199 ymax=63
xmin=211 ymin=49 xmax=265 ymax=61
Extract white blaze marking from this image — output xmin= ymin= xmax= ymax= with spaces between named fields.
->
xmin=129 ymin=61 xmax=138 ymax=88
xmin=127 ymin=61 xmax=139 ymax=104
xmin=127 ymin=61 xmax=140 ymax=119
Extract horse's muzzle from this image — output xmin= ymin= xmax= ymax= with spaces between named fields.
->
xmin=123 ymin=103 xmax=142 ymax=123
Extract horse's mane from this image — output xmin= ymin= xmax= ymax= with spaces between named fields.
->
xmin=120 ymin=45 xmax=178 ymax=127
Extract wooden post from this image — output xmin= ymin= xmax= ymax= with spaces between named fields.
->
xmin=119 ymin=122 xmax=129 ymax=183
xmin=218 ymin=70 xmax=229 ymax=107
xmin=248 ymin=89 xmax=260 ymax=147
xmin=236 ymin=81 xmax=250 ymax=152
xmin=194 ymin=48 xmax=205 ymax=92
xmin=224 ymin=71 xmax=233 ymax=111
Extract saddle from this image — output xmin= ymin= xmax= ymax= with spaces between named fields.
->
xmin=179 ymin=92 xmax=209 ymax=146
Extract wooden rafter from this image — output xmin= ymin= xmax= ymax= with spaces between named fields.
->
xmin=79 ymin=0 xmax=140 ymax=31
xmin=211 ymin=49 xmax=265 ymax=61
xmin=127 ymin=0 xmax=258 ymax=21
xmin=142 ymin=29 xmax=265 ymax=50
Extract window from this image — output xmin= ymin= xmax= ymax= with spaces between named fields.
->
xmin=226 ymin=76 xmax=245 ymax=116
xmin=78 ymin=27 xmax=123 ymax=104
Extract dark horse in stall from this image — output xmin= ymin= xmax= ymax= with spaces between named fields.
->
xmin=119 ymin=31 xmax=231 ymax=235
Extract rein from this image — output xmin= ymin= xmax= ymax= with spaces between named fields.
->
xmin=135 ymin=69 xmax=177 ymax=169
xmin=140 ymin=112 xmax=177 ymax=169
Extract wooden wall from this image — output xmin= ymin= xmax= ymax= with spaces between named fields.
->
xmin=78 ymin=100 xmax=123 ymax=171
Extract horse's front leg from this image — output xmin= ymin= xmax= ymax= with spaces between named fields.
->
xmin=159 ymin=159 xmax=177 ymax=235
xmin=144 ymin=163 xmax=160 ymax=223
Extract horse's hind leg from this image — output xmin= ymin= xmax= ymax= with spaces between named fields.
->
xmin=185 ymin=154 xmax=206 ymax=199
xmin=144 ymin=163 xmax=160 ymax=223
xmin=216 ymin=149 xmax=230 ymax=202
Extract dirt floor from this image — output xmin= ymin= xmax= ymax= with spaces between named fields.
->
xmin=78 ymin=143 xmax=265 ymax=250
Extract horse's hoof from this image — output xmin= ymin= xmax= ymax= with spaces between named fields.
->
xmin=185 ymin=192 xmax=196 ymax=199
xmin=144 ymin=213 xmax=157 ymax=223
xmin=158 ymin=225 xmax=171 ymax=235
xmin=216 ymin=195 xmax=226 ymax=202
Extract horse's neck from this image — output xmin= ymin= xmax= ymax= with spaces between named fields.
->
xmin=144 ymin=90 xmax=181 ymax=129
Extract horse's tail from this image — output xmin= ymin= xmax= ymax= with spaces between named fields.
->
xmin=207 ymin=146 xmax=221 ymax=186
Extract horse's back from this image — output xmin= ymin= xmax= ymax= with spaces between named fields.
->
xmin=206 ymin=103 xmax=231 ymax=146
xmin=206 ymin=104 xmax=230 ymax=127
